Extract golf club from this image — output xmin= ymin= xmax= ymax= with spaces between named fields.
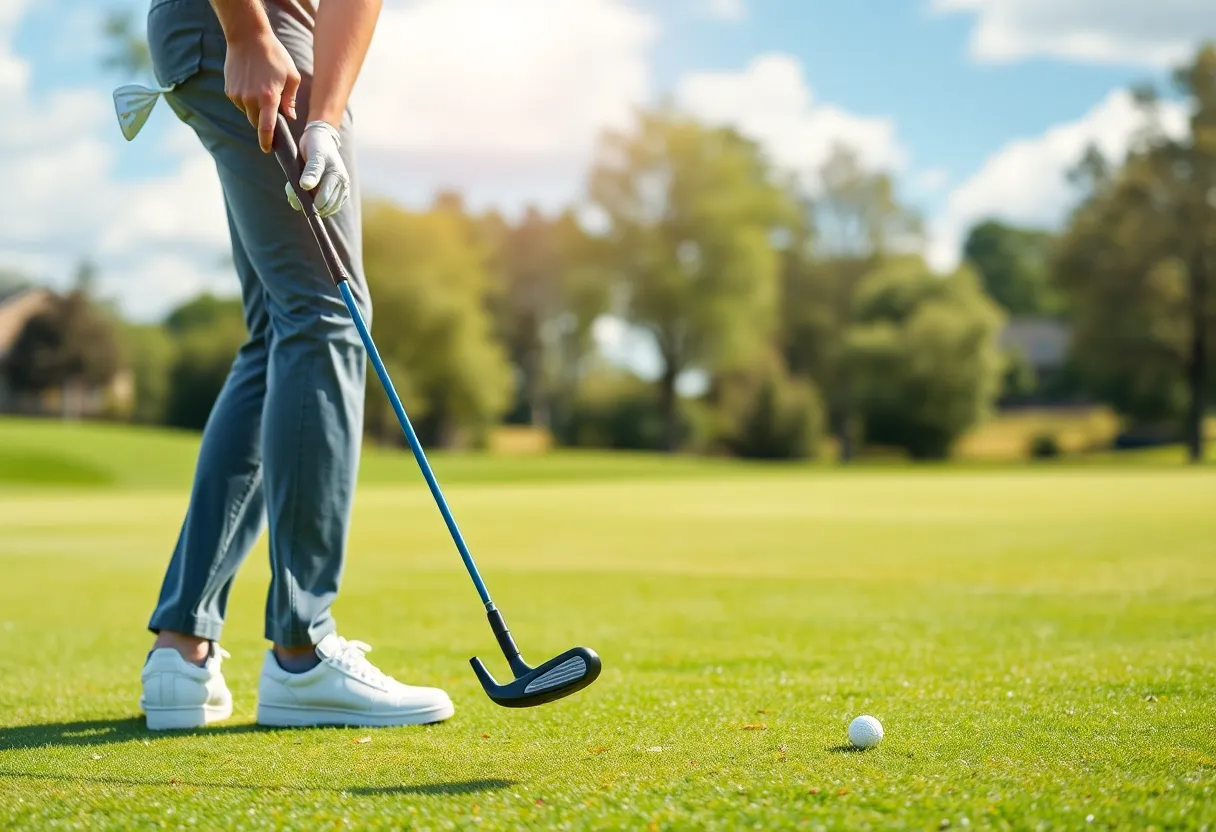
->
xmin=271 ymin=115 xmax=602 ymax=709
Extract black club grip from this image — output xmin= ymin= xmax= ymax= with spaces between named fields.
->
xmin=270 ymin=113 xmax=348 ymax=286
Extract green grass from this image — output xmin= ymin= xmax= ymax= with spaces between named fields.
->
xmin=1 ymin=420 xmax=1215 ymax=829
xmin=0 ymin=418 xmax=747 ymax=492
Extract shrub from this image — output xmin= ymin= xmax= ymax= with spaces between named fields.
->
xmin=714 ymin=352 xmax=825 ymax=461
xmin=1028 ymin=432 xmax=1062 ymax=459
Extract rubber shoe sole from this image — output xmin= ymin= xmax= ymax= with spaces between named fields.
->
xmin=143 ymin=700 xmax=234 ymax=731
xmin=255 ymin=700 xmax=455 ymax=728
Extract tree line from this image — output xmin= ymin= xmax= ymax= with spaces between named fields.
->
xmin=5 ymin=43 xmax=1214 ymax=462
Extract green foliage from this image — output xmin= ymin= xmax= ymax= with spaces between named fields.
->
xmin=590 ymin=107 xmax=793 ymax=449
xmin=487 ymin=207 xmax=611 ymax=432
xmin=150 ymin=294 xmax=248 ymax=431
xmin=163 ymin=293 xmax=245 ymax=338
xmin=815 ymin=144 xmax=922 ymax=258
xmin=362 ymin=202 xmax=513 ymax=449
xmin=1055 ymin=153 xmax=1199 ymax=425
xmin=100 ymin=10 xmax=151 ymax=77
xmin=0 ymin=269 xmax=29 ymax=301
xmin=714 ymin=351 xmax=825 ymax=460
xmin=1055 ymin=44 xmax=1216 ymax=462
xmin=847 ymin=257 xmax=1006 ymax=459
xmin=1028 ymin=432 xmax=1063 ymax=459
xmin=3 ymin=290 xmax=122 ymax=397
xmin=163 ymin=317 xmax=246 ymax=431
xmin=962 ymin=220 xmax=1061 ymax=316
xmin=782 ymin=147 xmax=922 ymax=461
xmin=117 ymin=323 xmax=176 ymax=425
xmin=1000 ymin=347 xmax=1038 ymax=401
xmin=558 ymin=370 xmax=670 ymax=451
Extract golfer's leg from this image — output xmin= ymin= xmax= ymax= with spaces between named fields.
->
xmin=146 ymin=0 xmax=367 ymax=650
xmin=137 ymin=0 xmax=254 ymax=730
xmin=144 ymin=1 xmax=272 ymax=649
xmin=254 ymin=165 xmax=369 ymax=650
xmin=233 ymin=119 xmax=451 ymax=724
xmin=179 ymin=72 xmax=368 ymax=653
xmin=142 ymin=2 xmax=451 ymax=727
xmin=147 ymin=205 xmax=271 ymax=644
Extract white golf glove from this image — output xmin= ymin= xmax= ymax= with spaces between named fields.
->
xmin=285 ymin=120 xmax=349 ymax=218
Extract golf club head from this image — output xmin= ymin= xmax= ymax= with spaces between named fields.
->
xmin=471 ymin=646 xmax=602 ymax=708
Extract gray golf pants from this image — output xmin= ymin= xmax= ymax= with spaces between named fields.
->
xmin=145 ymin=0 xmax=370 ymax=648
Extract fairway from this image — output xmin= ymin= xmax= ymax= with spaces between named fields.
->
xmin=1 ymin=427 xmax=1215 ymax=829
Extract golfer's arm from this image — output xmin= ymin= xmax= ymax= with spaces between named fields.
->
xmin=309 ymin=0 xmax=382 ymax=127
xmin=208 ymin=0 xmax=273 ymax=44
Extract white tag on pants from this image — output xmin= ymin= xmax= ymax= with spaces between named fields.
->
xmin=113 ymin=83 xmax=176 ymax=141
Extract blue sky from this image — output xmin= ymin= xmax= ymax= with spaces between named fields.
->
xmin=1 ymin=0 xmax=1211 ymax=330
xmin=652 ymin=1 xmax=1144 ymax=162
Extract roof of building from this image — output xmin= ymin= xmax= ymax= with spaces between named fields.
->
xmin=0 ymin=287 xmax=56 ymax=358
xmin=999 ymin=317 xmax=1070 ymax=368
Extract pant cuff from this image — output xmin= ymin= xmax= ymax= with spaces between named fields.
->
xmin=265 ymin=615 xmax=336 ymax=649
xmin=148 ymin=612 xmax=225 ymax=643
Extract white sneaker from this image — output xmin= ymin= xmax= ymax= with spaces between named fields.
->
xmin=256 ymin=634 xmax=455 ymax=727
xmin=140 ymin=644 xmax=233 ymax=731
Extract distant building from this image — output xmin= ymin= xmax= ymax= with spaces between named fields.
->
xmin=1000 ymin=318 xmax=1069 ymax=370
xmin=998 ymin=317 xmax=1081 ymax=406
xmin=0 ymin=287 xmax=133 ymax=418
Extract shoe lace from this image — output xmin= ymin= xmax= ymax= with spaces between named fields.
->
xmin=330 ymin=637 xmax=395 ymax=686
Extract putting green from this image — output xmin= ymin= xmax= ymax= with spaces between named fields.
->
xmin=1 ymin=423 xmax=1214 ymax=829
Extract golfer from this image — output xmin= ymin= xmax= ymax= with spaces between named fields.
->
xmin=137 ymin=0 xmax=454 ymax=730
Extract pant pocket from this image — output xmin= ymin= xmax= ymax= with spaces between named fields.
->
xmin=147 ymin=2 xmax=207 ymax=89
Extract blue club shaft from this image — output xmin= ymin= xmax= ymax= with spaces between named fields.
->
xmin=338 ymin=279 xmax=494 ymax=610
xmin=270 ymin=113 xmax=494 ymax=612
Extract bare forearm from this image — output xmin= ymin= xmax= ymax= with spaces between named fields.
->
xmin=310 ymin=0 xmax=382 ymax=126
xmin=208 ymin=0 xmax=273 ymax=44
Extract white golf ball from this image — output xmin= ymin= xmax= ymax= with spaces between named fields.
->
xmin=848 ymin=715 xmax=884 ymax=749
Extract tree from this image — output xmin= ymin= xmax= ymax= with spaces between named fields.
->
xmin=489 ymin=207 xmax=610 ymax=433
xmin=164 ymin=293 xmax=245 ymax=337
xmin=101 ymin=11 xmax=151 ymax=77
xmin=559 ymin=369 xmax=670 ymax=451
xmin=4 ymin=289 xmax=123 ymax=417
xmin=158 ymin=294 xmax=246 ymax=429
xmin=361 ymin=201 xmax=513 ymax=449
xmin=713 ymin=349 xmax=825 ymax=460
xmin=118 ymin=323 xmax=177 ymax=425
xmin=782 ymin=144 xmax=922 ymax=461
xmin=1054 ymin=43 xmax=1216 ymax=461
xmin=846 ymin=257 xmax=1005 ymax=459
xmin=815 ymin=143 xmax=922 ymax=259
xmin=164 ymin=318 xmax=246 ymax=430
xmin=590 ymin=107 xmax=793 ymax=450
xmin=962 ymin=220 xmax=1061 ymax=316
xmin=0 ymin=269 xmax=31 ymax=302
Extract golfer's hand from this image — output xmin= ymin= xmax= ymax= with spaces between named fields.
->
xmin=223 ymin=32 xmax=301 ymax=152
xmin=285 ymin=121 xmax=350 ymax=218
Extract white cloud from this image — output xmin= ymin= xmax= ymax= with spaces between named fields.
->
xmin=353 ymin=0 xmax=655 ymax=213
xmin=914 ymin=168 xmax=950 ymax=194
xmin=927 ymin=88 xmax=1189 ymax=271
xmin=707 ymin=0 xmax=747 ymax=21
xmin=2 ymin=0 xmax=659 ymax=320
xmin=676 ymin=54 xmax=906 ymax=187
xmin=933 ymin=0 xmax=1216 ymax=68
xmin=0 ymin=4 xmax=231 ymax=320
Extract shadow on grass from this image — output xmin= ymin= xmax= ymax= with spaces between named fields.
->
xmin=350 ymin=779 xmax=514 ymax=796
xmin=0 ymin=717 xmax=272 ymax=751
xmin=0 ymin=770 xmax=515 ymax=796
xmin=0 ymin=718 xmax=515 ymax=796
xmin=827 ymin=744 xmax=865 ymax=754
